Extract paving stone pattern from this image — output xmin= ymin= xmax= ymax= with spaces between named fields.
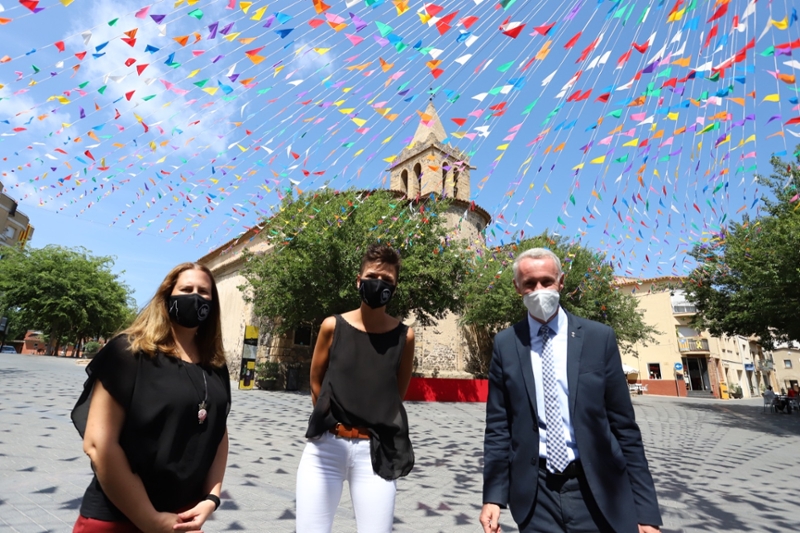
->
xmin=1 ymin=354 xmax=798 ymax=532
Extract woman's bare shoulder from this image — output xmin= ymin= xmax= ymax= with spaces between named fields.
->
xmin=339 ymin=310 xmax=359 ymax=321
xmin=319 ymin=315 xmax=338 ymax=333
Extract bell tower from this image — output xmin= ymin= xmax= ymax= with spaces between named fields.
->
xmin=389 ymin=101 xmax=472 ymax=201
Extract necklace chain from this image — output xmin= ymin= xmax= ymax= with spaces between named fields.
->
xmin=182 ymin=363 xmax=209 ymax=425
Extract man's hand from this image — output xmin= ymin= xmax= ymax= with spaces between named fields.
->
xmin=639 ymin=525 xmax=660 ymax=533
xmin=480 ymin=503 xmax=501 ymax=533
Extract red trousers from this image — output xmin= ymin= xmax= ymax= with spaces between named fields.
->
xmin=73 ymin=515 xmax=142 ymax=533
xmin=73 ymin=500 xmax=200 ymax=532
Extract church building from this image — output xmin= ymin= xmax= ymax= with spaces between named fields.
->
xmin=198 ymin=102 xmax=491 ymax=387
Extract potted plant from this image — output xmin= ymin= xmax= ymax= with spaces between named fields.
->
xmin=730 ymin=384 xmax=743 ymax=399
xmin=255 ymin=361 xmax=281 ymax=390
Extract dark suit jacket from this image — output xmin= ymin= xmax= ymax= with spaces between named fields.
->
xmin=482 ymin=310 xmax=662 ymax=531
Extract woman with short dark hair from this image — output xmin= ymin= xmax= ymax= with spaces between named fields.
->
xmin=296 ymin=244 xmax=416 ymax=532
xmin=71 ymin=263 xmax=230 ymax=532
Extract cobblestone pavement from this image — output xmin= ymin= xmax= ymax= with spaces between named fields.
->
xmin=1 ymin=354 xmax=798 ymax=532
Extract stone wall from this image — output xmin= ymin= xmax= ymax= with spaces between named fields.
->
xmin=443 ymin=206 xmax=486 ymax=244
xmin=413 ymin=311 xmax=474 ymax=378
xmin=260 ymin=335 xmax=313 ymax=391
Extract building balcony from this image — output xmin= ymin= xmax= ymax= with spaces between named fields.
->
xmin=756 ymin=360 xmax=775 ymax=373
xmin=672 ymin=304 xmax=697 ymax=315
xmin=678 ymin=337 xmax=710 ymax=353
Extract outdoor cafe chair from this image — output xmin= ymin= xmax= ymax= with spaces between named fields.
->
xmin=763 ymin=396 xmax=776 ymax=413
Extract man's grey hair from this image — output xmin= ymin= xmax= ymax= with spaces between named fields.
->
xmin=512 ymin=248 xmax=563 ymax=281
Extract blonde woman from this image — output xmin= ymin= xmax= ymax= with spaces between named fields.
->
xmin=71 ymin=263 xmax=230 ymax=533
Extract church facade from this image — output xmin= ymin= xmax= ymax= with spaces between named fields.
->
xmin=198 ymin=103 xmax=491 ymax=385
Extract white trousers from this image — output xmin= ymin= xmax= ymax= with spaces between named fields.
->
xmin=296 ymin=431 xmax=397 ymax=533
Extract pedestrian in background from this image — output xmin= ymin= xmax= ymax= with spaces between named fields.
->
xmin=71 ymin=263 xmax=230 ymax=532
xmin=296 ymin=244 xmax=416 ymax=533
xmin=788 ymin=384 xmax=799 ymax=412
xmin=764 ymin=386 xmax=787 ymax=413
xmin=480 ymin=248 xmax=662 ymax=533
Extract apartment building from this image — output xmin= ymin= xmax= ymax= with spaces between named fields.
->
xmin=773 ymin=341 xmax=800 ymax=392
xmin=0 ymin=182 xmax=33 ymax=249
xmin=615 ymin=277 xmax=777 ymax=398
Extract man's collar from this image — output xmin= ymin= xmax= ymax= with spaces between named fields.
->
xmin=527 ymin=306 xmax=566 ymax=337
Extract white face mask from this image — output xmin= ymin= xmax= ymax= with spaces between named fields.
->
xmin=523 ymin=289 xmax=561 ymax=322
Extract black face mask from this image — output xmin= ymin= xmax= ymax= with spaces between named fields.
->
xmin=359 ymin=278 xmax=396 ymax=309
xmin=168 ymin=294 xmax=212 ymax=328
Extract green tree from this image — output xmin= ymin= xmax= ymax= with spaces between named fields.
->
xmin=0 ymin=246 xmax=135 ymax=354
xmin=460 ymin=233 xmax=657 ymax=374
xmin=685 ymin=153 xmax=800 ymax=348
xmin=240 ymin=189 xmax=471 ymax=338
xmin=0 ymin=306 xmax=30 ymax=343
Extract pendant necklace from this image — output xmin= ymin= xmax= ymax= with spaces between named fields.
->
xmin=183 ymin=363 xmax=209 ymax=424
xmin=197 ymin=371 xmax=208 ymax=424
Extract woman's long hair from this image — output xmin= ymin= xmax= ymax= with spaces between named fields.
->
xmin=122 ymin=262 xmax=226 ymax=367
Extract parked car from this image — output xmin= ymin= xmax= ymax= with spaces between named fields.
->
xmin=0 ymin=345 xmax=17 ymax=354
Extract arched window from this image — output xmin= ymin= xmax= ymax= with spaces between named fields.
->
xmin=401 ymin=169 xmax=409 ymax=195
xmin=442 ymin=167 xmax=448 ymax=196
xmin=413 ymin=163 xmax=422 ymax=195
xmin=453 ymin=170 xmax=460 ymax=199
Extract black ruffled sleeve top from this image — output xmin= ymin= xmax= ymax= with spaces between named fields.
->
xmin=71 ymin=335 xmax=231 ymax=521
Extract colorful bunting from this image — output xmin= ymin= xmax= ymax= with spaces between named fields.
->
xmin=0 ymin=0 xmax=791 ymax=282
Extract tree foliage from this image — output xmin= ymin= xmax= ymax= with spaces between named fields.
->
xmin=460 ymin=233 xmax=657 ymax=364
xmin=240 ymin=189 xmax=471 ymax=337
xmin=1 ymin=306 xmax=30 ymax=342
xmin=0 ymin=245 xmax=136 ymax=354
xmin=83 ymin=341 xmax=102 ymax=355
xmin=685 ymin=153 xmax=800 ymax=348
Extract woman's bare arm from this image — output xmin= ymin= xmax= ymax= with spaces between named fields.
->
xmin=309 ymin=316 xmax=336 ymax=406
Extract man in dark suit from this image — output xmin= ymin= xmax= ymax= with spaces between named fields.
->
xmin=480 ymin=248 xmax=661 ymax=533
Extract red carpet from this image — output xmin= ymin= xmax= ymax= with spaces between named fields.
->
xmin=403 ymin=377 xmax=488 ymax=402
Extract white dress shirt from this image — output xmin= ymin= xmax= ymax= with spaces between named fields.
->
xmin=528 ymin=307 xmax=579 ymax=462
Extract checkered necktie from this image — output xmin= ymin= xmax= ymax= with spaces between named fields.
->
xmin=539 ymin=324 xmax=570 ymax=473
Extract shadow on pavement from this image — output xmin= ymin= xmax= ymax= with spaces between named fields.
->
xmin=639 ymin=398 xmax=798 ymax=532
xmin=655 ymin=469 xmax=795 ymax=533
xmin=677 ymin=399 xmax=800 ymax=437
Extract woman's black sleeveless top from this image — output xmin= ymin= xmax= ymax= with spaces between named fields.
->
xmin=305 ymin=314 xmax=414 ymax=480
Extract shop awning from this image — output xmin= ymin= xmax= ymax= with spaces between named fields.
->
xmin=622 ymin=364 xmax=639 ymax=375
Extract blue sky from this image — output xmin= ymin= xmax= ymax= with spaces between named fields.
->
xmin=1 ymin=0 xmax=797 ymax=306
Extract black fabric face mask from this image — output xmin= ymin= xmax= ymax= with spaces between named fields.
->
xmin=359 ymin=278 xmax=396 ymax=309
xmin=168 ymin=293 xmax=212 ymax=328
